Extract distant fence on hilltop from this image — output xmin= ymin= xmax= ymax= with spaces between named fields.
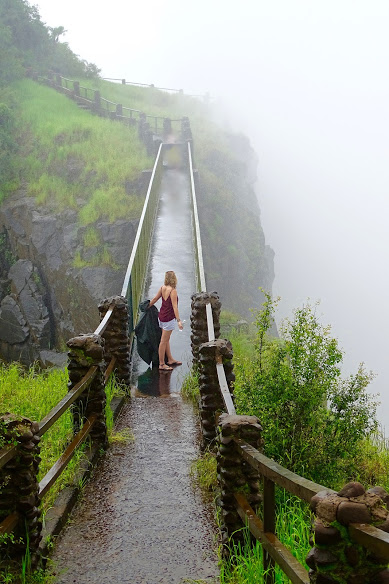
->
xmin=102 ymin=77 xmax=211 ymax=102
xmin=27 ymin=70 xmax=193 ymax=156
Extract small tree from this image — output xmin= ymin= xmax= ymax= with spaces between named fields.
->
xmin=235 ymin=292 xmax=377 ymax=487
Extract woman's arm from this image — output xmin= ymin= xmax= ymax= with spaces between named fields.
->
xmin=170 ymin=289 xmax=183 ymax=329
xmin=148 ymin=287 xmax=162 ymax=308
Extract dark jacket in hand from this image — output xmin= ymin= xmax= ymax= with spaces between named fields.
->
xmin=135 ymin=300 xmax=161 ymax=366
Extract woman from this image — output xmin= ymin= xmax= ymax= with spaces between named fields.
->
xmin=148 ymin=270 xmax=183 ymax=371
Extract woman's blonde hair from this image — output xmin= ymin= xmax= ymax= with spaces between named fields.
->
xmin=164 ymin=270 xmax=177 ymax=287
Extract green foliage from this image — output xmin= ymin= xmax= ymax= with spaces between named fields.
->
xmin=234 ymin=291 xmax=377 ymax=487
xmin=0 ymin=102 xmax=20 ymax=200
xmin=220 ymin=494 xmax=311 ymax=583
xmin=0 ymin=362 xmax=123 ymax=513
xmin=11 ymin=79 xmax=150 ymax=224
xmin=0 ymin=0 xmax=100 ymax=87
xmin=181 ymin=369 xmax=200 ymax=407
xmin=190 ymin=450 xmax=217 ymax=497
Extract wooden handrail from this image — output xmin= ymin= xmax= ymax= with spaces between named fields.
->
xmin=233 ymin=437 xmax=330 ymax=501
xmin=0 ymin=444 xmax=18 ymax=471
xmin=38 ymin=366 xmax=98 ymax=437
xmin=38 ymin=414 xmax=97 ymax=499
xmin=0 ymin=512 xmax=20 ymax=537
xmin=233 ymin=438 xmax=389 ymax=560
xmin=104 ymin=356 xmax=117 ymax=384
xmin=235 ymin=493 xmax=310 ymax=584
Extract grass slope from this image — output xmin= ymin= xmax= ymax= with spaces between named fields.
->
xmin=10 ymin=79 xmax=151 ymax=225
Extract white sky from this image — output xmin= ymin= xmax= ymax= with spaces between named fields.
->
xmin=34 ymin=0 xmax=389 ymax=426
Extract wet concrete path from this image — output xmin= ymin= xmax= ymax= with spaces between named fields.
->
xmin=50 ymin=167 xmax=219 ymax=583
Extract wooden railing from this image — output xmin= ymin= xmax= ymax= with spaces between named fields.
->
xmin=34 ymin=72 xmax=185 ymax=139
xmin=187 ymin=142 xmax=389 ymax=582
xmin=102 ymin=77 xmax=211 ymax=101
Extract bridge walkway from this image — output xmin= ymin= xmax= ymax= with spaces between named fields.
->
xmin=50 ymin=165 xmax=219 ymax=583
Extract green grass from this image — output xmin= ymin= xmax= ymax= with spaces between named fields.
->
xmin=0 ymin=362 xmax=124 ymax=514
xmin=219 ymin=495 xmax=311 ymax=584
xmin=181 ymin=369 xmax=200 ymax=407
xmin=12 ymin=79 xmax=151 ymax=225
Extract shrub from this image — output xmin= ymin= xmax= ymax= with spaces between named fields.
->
xmin=234 ymin=291 xmax=377 ymax=487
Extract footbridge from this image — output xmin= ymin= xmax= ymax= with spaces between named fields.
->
xmin=1 ymin=76 xmax=389 ymax=584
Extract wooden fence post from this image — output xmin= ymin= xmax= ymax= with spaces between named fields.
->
xmin=190 ymin=291 xmax=221 ymax=366
xmin=0 ymin=414 xmax=42 ymax=566
xmin=73 ymin=81 xmax=80 ymax=97
xmin=116 ymin=103 xmax=123 ymax=117
xmin=307 ymin=482 xmax=389 ymax=583
xmin=217 ymin=413 xmax=263 ymax=550
xmin=163 ymin=117 xmax=172 ymax=137
xmin=93 ymin=90 xmax=101 ymax=112
xmin=98 ymin=296 xmax=131 ymax=389
xmin=66 ymin=334 xmax=107 ymax=448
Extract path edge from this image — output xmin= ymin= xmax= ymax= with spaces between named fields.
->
xmin=38 ymin=396 xmax=127 ymax=560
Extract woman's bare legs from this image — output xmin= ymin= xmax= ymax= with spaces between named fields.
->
xmin=159 ymin=329 xmax=173 ymax=369
xmin=158 ymin=329 xmax=182 ymax=369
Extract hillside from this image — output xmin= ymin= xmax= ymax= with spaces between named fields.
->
xmin=0 ymin=0 xmax=274 ymax=365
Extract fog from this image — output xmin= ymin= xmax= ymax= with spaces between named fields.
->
xmin=35 ymin=0 xmax=389 ymax=426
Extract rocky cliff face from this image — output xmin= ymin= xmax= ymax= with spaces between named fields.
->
xmin=196 ymin=132 xmax=275 ymax=317
xmin=0 ymin=189 xmax=139 ymax=366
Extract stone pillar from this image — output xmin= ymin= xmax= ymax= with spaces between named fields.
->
xmin=198 ymin=339 xmax=234 ymax=444
xmin=0 ymin=414 xmax=42 ymax=566
xmin=98 ymin=296 xmax=131 ymax=388
xmin=217 ymin=413 xmax=263 ymax=548
xmin=66 ymin=333 xmax=107 ymax=448
xmin=307 ymin=482 xmax=389 ymax=583
xmin=190 ymin=291 xmax=221 ymax=366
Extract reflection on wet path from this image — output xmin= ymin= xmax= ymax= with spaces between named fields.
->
xmin=51 ymin=167 xmax=219 ymax=583
xmin=132 ymin=167 xmax=196 ymax=395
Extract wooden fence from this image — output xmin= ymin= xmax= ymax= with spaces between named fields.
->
xmin=187 ymin=142 xmax=389 ymax=583
xmin=101 ymin=77 xmax=211 ymax=101
xmin=29 ymin=71 xmax=191 ymax=155
xmin=0 ymin=143 xmax=165 ymax=565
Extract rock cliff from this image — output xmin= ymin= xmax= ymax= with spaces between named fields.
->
xmin=0 ymin=189 xmax=139 ymax=365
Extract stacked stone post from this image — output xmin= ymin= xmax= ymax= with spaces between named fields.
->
xmin=307 ymin=482 xmax=389 ymax=583
xmin=190 ymin=291 xmax=221 ymax=365
xmin=198 ymin=339 xmax=235 ymax=444
xmin=66 ymin=333 xmax=107 ymax=448
xmin=0 ymin=414 xmax=42 ymax=566
xmin=217 ymin=413 xmax=263 ymax=548
xmin=98 ymin=296 xmax=131 ymax=388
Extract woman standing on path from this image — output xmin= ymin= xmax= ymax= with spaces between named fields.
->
xmin=148 ymin=270 xmax=183 ymax=371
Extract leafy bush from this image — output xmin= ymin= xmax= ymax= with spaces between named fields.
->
xmin=234 ymin=291 xmax=377 ymax=487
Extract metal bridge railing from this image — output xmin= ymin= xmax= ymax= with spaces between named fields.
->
xmin=121 ymin=142 xmax=163 ymax=332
